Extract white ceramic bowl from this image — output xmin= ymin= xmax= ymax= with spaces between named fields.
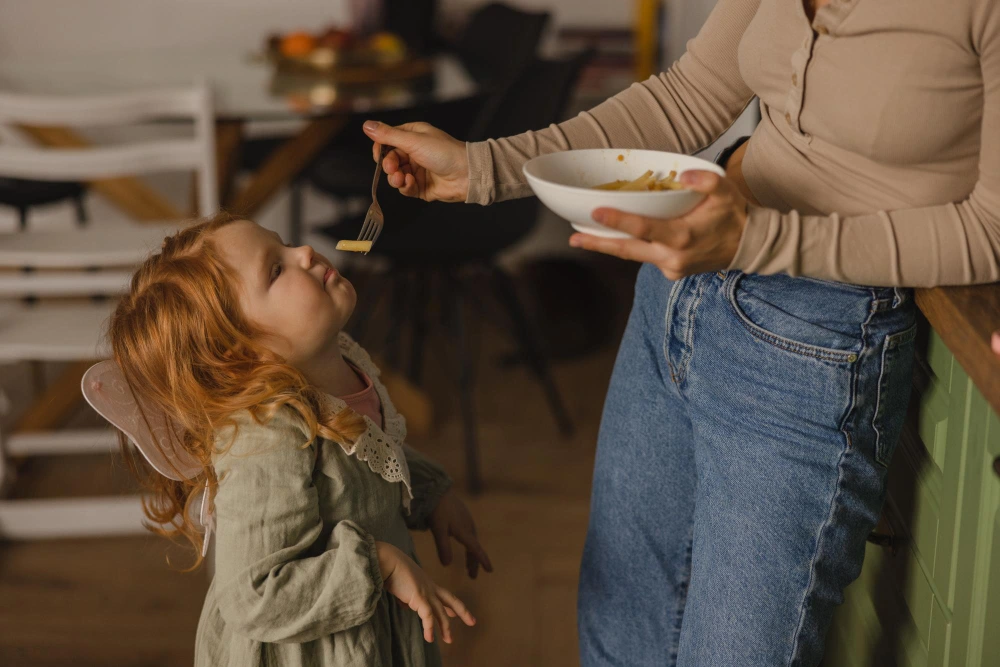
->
xmin=522 ymin=149 xmax=725 ymax=239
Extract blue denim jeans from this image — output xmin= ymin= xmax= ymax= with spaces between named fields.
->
xmin=577 ymin=266 xmax=916 ymax=666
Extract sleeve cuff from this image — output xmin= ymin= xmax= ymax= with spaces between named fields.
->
xmin=362 ymin=531 xmax=384 ymax=599
xmin=465 ymin=140 xmax=496 ymax=206
xmin=728 ymin=204 xmax=777 ymax=274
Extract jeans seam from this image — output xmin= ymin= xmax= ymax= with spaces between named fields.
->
xmin=871 ymin=323 xmax=918 ymax=468
xmin=785 ymin=430 xmax=850 ymax=667
xmin=663 ymin=277 xmax=684 ymax=383
xmin=785 ymin=297 xmax=871 ymax=665
xmin=668 ymin=522 xmax=694 ymax=666
xmin=674 ymin=280 xmax=706 ymax=385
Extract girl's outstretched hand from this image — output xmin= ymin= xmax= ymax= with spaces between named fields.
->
xmin=362 ymin=120 xmax=470 ymax=203
xmin=429 ymin=489 xmax=494 ymax=579
xmin=376 ymin=541 xmax=476 ymax=644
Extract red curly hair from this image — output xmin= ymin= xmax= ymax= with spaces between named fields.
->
xmin=106 ymin=212 xmax=366 ymax=569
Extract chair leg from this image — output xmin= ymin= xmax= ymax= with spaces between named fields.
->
xmin=289 ymin=180 xmax=303 ymax=246
xmin=0 ymin=398 xmax=13 ymax=497
xmin=73 ymin=193 xmax=88 ymax=227
xmin=408 ymin=271 xmax=431 ymax=385
xmin=17 ymin=206 xmax=28 ymax=231
xmin=490 ymin=265 xmax=575 ymax=436
xmin=446 ymin=271 xmax=482 ymax=494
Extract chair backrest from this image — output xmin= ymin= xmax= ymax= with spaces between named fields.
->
xmin=397 ymin=49 xmax=596 ymax=260
xmin=471 ymin=49 xmax=598 ymax=246
xmin=0 ymin=82 xmax=218 ymax=217
xmin=0 ymin=223 xmax=182 ymax=297
xmin=454 ymin=3 xmax=550 ymax=87
xmin=483 ymin=49 xmax=596 ymax=139
xmin=383 ymin=0 xmax=438 ymax=56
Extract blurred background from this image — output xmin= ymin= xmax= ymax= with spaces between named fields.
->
xmin=0 ymin=1 xmax=757 ymax=665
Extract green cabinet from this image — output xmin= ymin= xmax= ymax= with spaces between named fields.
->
xmin=824 ymin=320 xmax=1000 ymax=667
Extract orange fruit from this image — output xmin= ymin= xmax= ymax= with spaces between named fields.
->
xmin=280 ymin=32 xmax=316 ymax=58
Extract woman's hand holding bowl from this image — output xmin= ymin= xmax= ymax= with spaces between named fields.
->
xmin=570 ymin=170 xmax=749 ymax=281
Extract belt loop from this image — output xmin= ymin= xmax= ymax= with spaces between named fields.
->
xmin=892 ymin=288 xmax=904 ymax=308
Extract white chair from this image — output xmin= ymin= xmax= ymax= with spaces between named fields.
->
xmin=0 ymin=82 xmax=217 ymax=539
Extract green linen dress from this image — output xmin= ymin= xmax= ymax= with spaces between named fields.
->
xmin=194 ymin=334 xmax=453 ymax=666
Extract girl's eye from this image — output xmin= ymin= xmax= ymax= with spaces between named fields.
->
xmin=270 ymin=264 xmax=282 ymax=283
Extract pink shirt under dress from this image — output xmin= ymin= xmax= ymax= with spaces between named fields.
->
xmin=338 ymin=362 xmax=383 ymax=428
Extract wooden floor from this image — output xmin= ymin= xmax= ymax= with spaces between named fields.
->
xmin=0 ymin=261 xmax=636 ymax=667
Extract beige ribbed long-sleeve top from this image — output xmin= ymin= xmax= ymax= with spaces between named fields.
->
xmin=466 ymin=0 xmax=1000 ymax=288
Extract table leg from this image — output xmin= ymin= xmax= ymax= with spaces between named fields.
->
xmin=213 ymin=119 xmax=245 ymax=212
xmin=17 ymin=126 xmax=184 ymax=221
xmin=225 ymin=116 xmax=346 ymax=218
xmin=13 ymin=360 xmax=96 ymax=433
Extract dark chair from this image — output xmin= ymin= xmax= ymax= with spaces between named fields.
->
xmin=282 ymin=2 xmax=551 ymax=245
xmin=319 ymin=49 xmax=595 ymax=493
xmin=0 ymin=177 xmax=87 ymax=230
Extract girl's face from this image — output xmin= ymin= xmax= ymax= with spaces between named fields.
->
xmin=214 ymin=220 xmax=356 ymax=365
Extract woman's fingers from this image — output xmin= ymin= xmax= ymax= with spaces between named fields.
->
xmin=591 ymin=207 xmax=657 ymax=240
xmin=679 ymin=168 xmax=721 ymax=192
xmin=364 ymin=120 xmax=427 ymax=155
xmin=591 ymin=207 xmax=697 ymax=249
xmin=401 ymin=173 xmax=422 ymax=198
xmin=569 ymin=233 xmax=665 ymax=265
xmin=438 ymin=587 xmax=476 ymax=627
xmin=992 ymin=331 xmax=1000 ymax=356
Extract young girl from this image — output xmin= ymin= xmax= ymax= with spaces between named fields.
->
xmin=97 ymin=212 xmax=491 ymax=666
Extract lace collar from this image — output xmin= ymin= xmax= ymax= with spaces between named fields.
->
xmin=319 ymin=333 xmax=414 ymax=512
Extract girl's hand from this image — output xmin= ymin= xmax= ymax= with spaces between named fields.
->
xmin=376 ymin=541 xmax=476 ymax=644
xmin=569 ymin=170 xmax=749 ymax=280
xmin=362 ymin=121 xmax=470 ymax=203
xmin=992 ymin=331 xmax=1000 ymax=358
xmin=428 ymin=489 xmax=494 ymax=579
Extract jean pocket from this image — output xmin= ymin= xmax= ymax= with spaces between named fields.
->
xmin=725 ymin=273 xmax=864 ymax=363
xmin=872 ymin=324 xmax=917 ymax=467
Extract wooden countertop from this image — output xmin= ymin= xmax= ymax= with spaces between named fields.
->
xmin=915 ymin=285 xmax=1000 ymax=415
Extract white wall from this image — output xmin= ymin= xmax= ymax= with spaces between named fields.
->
xmin=0 ymin=0 xmax=355 ymax=58
xmin=0 ymin=0 xmax=630 ymax=59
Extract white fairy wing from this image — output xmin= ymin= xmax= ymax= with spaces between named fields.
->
xmin=81 ymin=360 xmax=201 ymax=481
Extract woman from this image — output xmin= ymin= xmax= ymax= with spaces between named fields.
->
xmin=362 ymin=0 xmax=1000 ymax=664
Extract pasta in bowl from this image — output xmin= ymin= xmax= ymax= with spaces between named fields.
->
xmin=522 ymin=149 xmax=725 ymax=238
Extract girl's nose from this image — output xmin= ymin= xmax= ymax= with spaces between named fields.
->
xmin=297 ymin=244 xmax=315 ymax=268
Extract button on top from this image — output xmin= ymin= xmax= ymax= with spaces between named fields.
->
xmin=792 ymin=73 xmax=798 ymax=86
xmin=785 ymin=111 xmax=792 ymax=124
xmin=816 ymin=25 xmax=829 ymax=35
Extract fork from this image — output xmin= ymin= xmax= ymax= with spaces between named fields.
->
xmin=356 ymin=144 xmax=392 ymax=254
